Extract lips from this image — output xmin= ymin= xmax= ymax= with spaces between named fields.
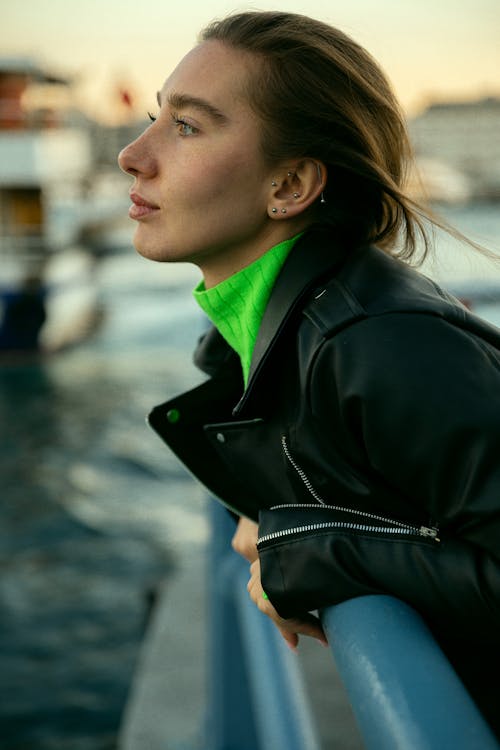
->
xmin=129 ymin=191 xmax=160 ymax=220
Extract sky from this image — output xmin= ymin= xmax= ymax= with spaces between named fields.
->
xmin=1 ymin=0 xmax=499 ymax=122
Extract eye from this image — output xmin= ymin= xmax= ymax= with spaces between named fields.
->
xmin=172 ymin=115 xmax=198 ymax=137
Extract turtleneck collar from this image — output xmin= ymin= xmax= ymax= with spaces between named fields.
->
xmin=193 ymin=234 xmax=303 ymax=385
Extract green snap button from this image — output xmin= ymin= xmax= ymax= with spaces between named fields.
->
xmin=166 ymin=408 xmax=180 ymax=424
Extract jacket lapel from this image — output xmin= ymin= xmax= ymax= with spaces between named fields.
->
xmin=233 ymin=226 xmax=348 ymax=416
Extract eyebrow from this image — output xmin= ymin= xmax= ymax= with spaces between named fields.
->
xmin=156 ymin=90 xmax=228 ymax=124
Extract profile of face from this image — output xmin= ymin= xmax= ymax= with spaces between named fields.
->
xmin=118 ymin=42 xmax=274 ymax=285
xmin=118 ymin=41 xmax=321 ymax=286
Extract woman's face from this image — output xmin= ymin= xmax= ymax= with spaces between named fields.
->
xmin=118 ymin=41 xmax=283 ymax=285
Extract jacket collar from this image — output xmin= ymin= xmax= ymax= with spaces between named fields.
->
xmin=232 ymin=225 xmax=350 ymax=416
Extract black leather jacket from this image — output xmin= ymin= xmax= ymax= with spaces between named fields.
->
xmin=149 ymin=227 xmax=500 ymax=727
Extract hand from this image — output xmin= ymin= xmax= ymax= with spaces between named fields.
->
xmin=231 ymin=517 xmax=259 ymax=563
xmin=247 ymin=558 xmax=328 ymax=651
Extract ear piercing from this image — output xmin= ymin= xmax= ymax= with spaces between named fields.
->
xmin=272 ymin=172 xmax=320 ymax=204
xmin=272 ymin=175 xmax=294 ymax=184
xmin=316 ymin=163 xmax=327 ymax=204
xmin=270 ymin=173 xmax=299 ymax=215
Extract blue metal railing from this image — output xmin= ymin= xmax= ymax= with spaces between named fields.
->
xmin=205 ymin=501 xmax=321 ymax=750
xmin=207 ymin=500 xmax=500 ymax=749
xmin=322 ymin=597 xmax=499 ymax=749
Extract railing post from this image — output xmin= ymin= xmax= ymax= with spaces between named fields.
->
xmin=205 ymin=503 xmax=260 ymax=750
xmin=321 ymin=595 xmax=500 ymax=750
xmin=205 ymin=501 xmax=321 ymax=750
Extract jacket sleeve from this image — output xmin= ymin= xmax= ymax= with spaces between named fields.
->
xmin=258 ymin=312 xmax=500 ymax=639
xmin=258 ymin=518 xmax=500 ymax=642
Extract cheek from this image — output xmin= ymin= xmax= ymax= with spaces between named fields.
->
xmin=185 ymin=143 xmax=267 ymax=205
xmin=197 ymin=158 xmax=241 ymax=199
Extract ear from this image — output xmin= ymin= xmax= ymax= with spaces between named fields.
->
xmin=267 ymin=159 xmax=327 ymax=219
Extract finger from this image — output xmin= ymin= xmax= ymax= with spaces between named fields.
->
xmin=278 ymin=626 xmax=299 ymax=652
xmin=247 ymin=559 xmax=261 ymax=593
xmin=232 ymin=518 xmax=259 ymax=562
xmin=281 ymin=615 xmax=328 ymax=646
xmin=249 ymin=559 xmax=259 ymax=576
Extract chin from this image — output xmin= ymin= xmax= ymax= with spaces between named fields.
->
xmin=132 ymin=230 xmax=165 ymax=262
xmin=134 ymin=245 xmax=166 ymax=262
xmin=132 ymin=227 xmax=203 ymax=264
xmin=133 ymin=238 xmax=186 ymax=265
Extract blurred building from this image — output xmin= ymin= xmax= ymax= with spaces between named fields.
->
xmin=88 ymin=119 xmax=144 ymax=169
xmin=409 ymin=97 xmax=500 ymax=202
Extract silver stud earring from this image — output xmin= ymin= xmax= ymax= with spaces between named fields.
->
xmin=293 ymin=192 xmax=300 ymax=199
xmin=271 ymin=207 xmax=277 ymax=213
xmin=281 ymin=208 xmax=287 ymax=214
xmin=271 ymin=180 xmax=277 ymax=186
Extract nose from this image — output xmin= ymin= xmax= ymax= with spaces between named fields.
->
xmin=118 ymin=129 xmax=157 ymax=178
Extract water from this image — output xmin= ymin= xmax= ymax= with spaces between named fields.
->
xmin=0 ymin=252 xmax=205 ymax=750
xmin=1 ymin=204 xmax=499 ymax=749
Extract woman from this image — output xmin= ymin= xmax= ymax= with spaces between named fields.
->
xmin=118 ymin=11 xmax=500 ymax=734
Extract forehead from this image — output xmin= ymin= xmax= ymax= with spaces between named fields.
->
xmin=160 ymin=41 xmax=254 ymax=113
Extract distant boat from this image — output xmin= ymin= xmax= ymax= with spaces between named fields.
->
xmin=0 ymin=57 xmax=107 ymax=355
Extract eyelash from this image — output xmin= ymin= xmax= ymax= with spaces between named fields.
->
xmin=147 ymin=111 xmax=198 ymax=136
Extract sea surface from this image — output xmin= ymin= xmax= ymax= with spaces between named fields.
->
xmin=0 ymin=251 xmax=205 ymax=750
xmin=1 ymin=204 xmax=499 ymax=749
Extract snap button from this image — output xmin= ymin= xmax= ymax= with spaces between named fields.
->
xmin=166 ymin=408 xmax=180 ymax=424
xmin=216 ymin=432 xmax=226 ymax=443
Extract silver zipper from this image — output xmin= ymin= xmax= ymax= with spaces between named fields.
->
xmin=258 ymin=521 xmax=440 ymax=545
xmin=273 ymin=436 xmax=440 ymax=544
xmin=258 ymin=522 xmax=438 ymax=545
xmin=281 ymin=435 xmax=325 ymax=504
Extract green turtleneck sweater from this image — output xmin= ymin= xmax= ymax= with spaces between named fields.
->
xmin=193 ymin=234 xmax=302 ymax=385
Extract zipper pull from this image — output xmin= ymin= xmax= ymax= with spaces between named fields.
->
xmin=419 ymin=526 xmax=440 ymax=541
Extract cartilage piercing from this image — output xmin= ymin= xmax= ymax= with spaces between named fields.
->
xmin=317 ymin=163 xmax=326 ymax=204
xmin=293 ymin=192 xmax=300 ymax=199
xmin=271 ymin=180 xmax=277 ymax=186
